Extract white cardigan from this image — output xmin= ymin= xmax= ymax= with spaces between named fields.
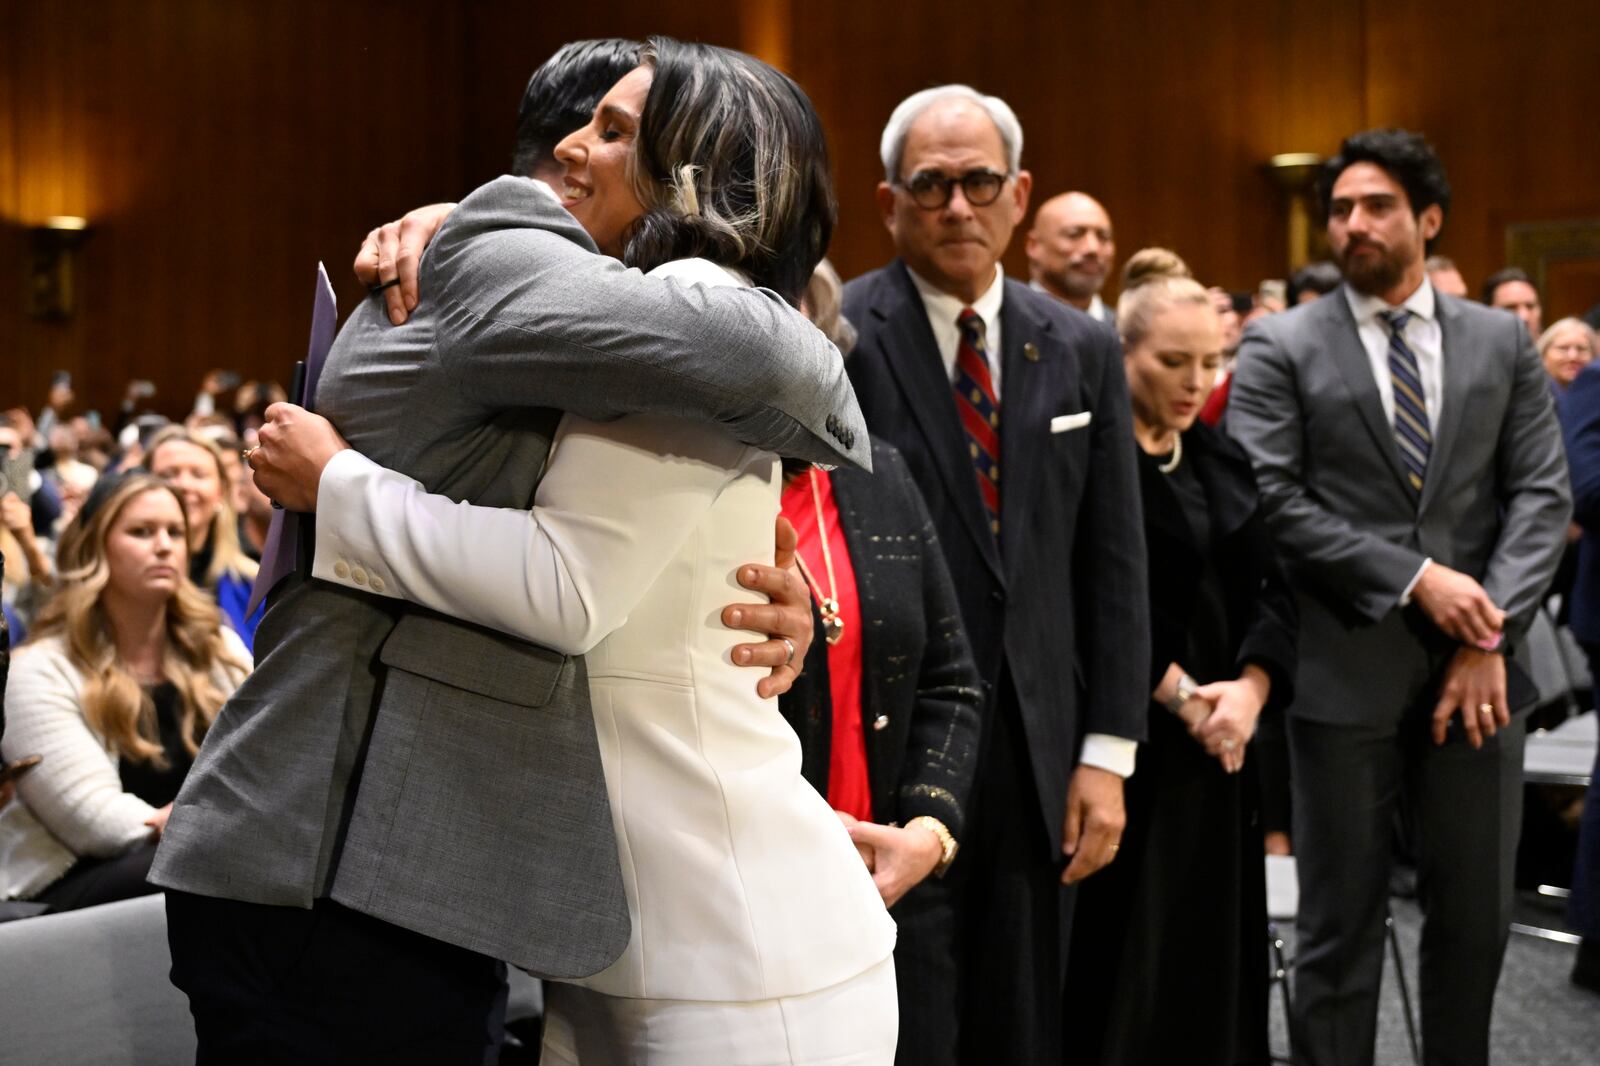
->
xmin=0 ymin=630 xmax=250 ymax=899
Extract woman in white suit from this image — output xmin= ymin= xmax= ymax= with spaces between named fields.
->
xmin=252 ymin=39 xmax=895 ymax=1066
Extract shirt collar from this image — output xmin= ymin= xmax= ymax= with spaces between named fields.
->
xmin=907 ymin=262 xmax=1005 ymax=326
xmin=1343 ymin=276 xmax=1437 ymax=326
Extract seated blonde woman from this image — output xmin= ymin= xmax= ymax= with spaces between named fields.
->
xmin=0 ymin=472 xmax=250 ymax=912
xmin=144 ymin=426 xmax=262 ymax=649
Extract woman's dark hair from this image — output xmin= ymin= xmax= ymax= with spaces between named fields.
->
xmin=622 ymin=38 xmax=836 ymax=305
xmin=1481 ymin=266 xmax=1535 ymax=305
xmin=1317 ymin=128 xmax=1452 ymax=252
xmin=511 ymin=39 xmax=640 ymax=178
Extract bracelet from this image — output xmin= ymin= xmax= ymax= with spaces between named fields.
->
xmin=907 ymin=815 xmax=960 ymax=878
xmin=1165 ymin=672 xmax=1199 ymax=715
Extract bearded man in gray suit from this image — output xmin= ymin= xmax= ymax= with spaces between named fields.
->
xmin=151 ymin=40 xmax=868 ymax=1064
xmin=1228 ymin=128 xmax=1570 ymax=1066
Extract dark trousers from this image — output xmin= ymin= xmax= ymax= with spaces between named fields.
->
xmin=1570 ymin=645 xmax=1600 ymax=940
xmin=165 ymin=890 xmax=508 ymax=1066
xmin=951 ymin=673 xmax=1072 ymax=1066
xmin=1287 ymin=711 xmax=1524 ymax=1066
xmin=892 ymin=876 xmax=958 ymax=1066
xmin=35 ymin=838 xmax=159 ymax=912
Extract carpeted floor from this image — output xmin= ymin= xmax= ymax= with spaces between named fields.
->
xmin=1268 ymin=895 xmax=1600 ymax=1064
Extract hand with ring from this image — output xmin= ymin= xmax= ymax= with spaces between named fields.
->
xmin=720 ymin=517 xmax=813 ymax=699
xmin=1195 ymin=665 xmax=1271 ymax=774
xmin=1431 ymin=646 xmax=1509 ymax=749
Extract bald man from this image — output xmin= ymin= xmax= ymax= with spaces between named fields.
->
xmin=1025 ymin=190 xmax=1117 ymax=325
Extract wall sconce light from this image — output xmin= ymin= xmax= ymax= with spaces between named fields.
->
xmin=28 ymin=215 xmax=91 ymax=319
xmin=1265 ymin=153 xmax=1324 ymax=272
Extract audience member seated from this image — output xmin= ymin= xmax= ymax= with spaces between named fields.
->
xmin=144 ymin=427 xmax=263 ymax=650
xmin=1483 ymin=265 xmax=1543 ymax=338
xmin=1538 ymin=316 xmax=1596 ymax=396
xmin=0 ymin=417 xmax=54 ymax=631
xmin=778 ymin=259 xmax=984 ymax=1066
xmin=0 ymin=472 xmax=250 ymax=912
xmin=1287 ymin=260 xmax=1342 ymax=305
xmin=1064 ymin=248 xmax=1297 ymax=1066
xmin=1425 ymin=254 xmax=1469 ymax=297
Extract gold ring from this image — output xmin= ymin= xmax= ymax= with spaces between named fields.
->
xmin=1478 ymin=703 xmax=1495 ymax=716
xmin=1109 ymin=844 xmax=1120 ymax=852
xmin=1222 ymin=738 xmax=1238 ymax=751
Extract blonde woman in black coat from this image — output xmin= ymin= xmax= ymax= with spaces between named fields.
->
xmin=1065 ymin=249 xmax=1298 ymax=1066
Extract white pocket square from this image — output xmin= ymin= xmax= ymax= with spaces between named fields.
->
xmin=1050 ymin=412 xmax=1093 ymax=433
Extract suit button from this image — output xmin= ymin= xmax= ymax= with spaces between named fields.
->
xmin=370 ymin=575 xmax=386 ymax=593
xmin=333 ymin=561 xmax=350 ymax=579
xmin=873 ymin=715 xmax=890 ymax=731
xmin=351 ymin=567 xmax=368 ymax=586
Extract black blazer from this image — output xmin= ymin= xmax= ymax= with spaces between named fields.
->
xmin=780 ymin=438 xmax=984 ymax=839
xmin=1140 ymin=422 xmax=1297 ymax=711
xmin=842 ymin=261 xmax=1150 ymax=854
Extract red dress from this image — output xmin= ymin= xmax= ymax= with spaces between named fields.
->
xmin=780 ymin=470 xmax=872 ymax=822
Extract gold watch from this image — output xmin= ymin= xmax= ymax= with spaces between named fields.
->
xmin=908 ymin=815 xmax=959 ymax=878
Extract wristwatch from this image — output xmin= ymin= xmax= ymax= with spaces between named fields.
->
xmin=1165 ymin=672 xmax=1200 ymax=715
xmin=907 ymin=815 xmax=960 ymax=878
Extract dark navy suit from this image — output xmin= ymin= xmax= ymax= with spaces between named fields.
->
xmin=842 ymin=261 xmax=1148 ymax=1063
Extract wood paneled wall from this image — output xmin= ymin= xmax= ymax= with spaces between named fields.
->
xmin=4 ymin=0 xmax=1598 ymax=421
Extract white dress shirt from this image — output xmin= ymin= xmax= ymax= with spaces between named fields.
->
xmin=907 ymin=264 xmax=1137 ymax=779
xmin=1342 ymin=279 xmax=1444 ymax=603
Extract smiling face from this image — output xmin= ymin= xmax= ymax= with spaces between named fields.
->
xmin=876 ymin=98 xmax=1031 ymax=305
xmin=1327 ymin=161 xmax=1439 ymax=301
xmin=1542 ymin=321 xmax=1595 ymax=387
xmin=1125 ymin=300 xmax=1224 ymax=438
xmin=552 ymin=65 xmax=652 ymax=258
xmin=148 ymin=439 xmax=223 ymax=551
xmin=104 ymin=487 xmax=187 ymax=607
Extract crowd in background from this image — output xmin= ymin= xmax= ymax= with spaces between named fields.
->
xmin=2 ymin=43 xmax=1600 ymax=1066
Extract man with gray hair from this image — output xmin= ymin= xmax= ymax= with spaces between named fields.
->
xmin=843 ymin=84 xmax=1148 ymax=1065
xmin=1025 ymin=190 xmax=1117 ymax=325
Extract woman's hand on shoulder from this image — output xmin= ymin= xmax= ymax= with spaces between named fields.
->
xmin=353 ymin=202 xmax=457 ymax=326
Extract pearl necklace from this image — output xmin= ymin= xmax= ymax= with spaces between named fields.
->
xmin=1158 ymin=432 xmax=1183 ymax=474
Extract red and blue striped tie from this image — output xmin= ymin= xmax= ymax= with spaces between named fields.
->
xmin=1380 ymin=309 xmax=1430 ymax=496
xmin=954 ymin=308 xmax=1001 ymax=536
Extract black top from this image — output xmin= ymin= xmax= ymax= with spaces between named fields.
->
xmin=118 ymin=682 xmax=196 ymax=808
xmin=1159 ymin=450 xmax=1234 ymax=681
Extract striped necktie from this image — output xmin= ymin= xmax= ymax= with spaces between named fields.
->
xmin=954 ymin=308 xmax=1001 ymax=536
xmin=1379 ymin=309 xmax=1430 ymax=495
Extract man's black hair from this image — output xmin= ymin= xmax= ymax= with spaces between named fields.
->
xmin=1288 ymin=260 xmax=1343 ymax=304
xmin=1317 ymin=128 xmax=1452 ymax=253
xmin=510 ymin=39 xmax=640 ymax=178
xmin=1481 ymin=266 xmax=1535 ymax=305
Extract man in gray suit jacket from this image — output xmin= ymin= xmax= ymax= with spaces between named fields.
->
xmin=151 ymin=43 xmax=869 ymax=1064
xmin=1229 ymin=129 xmax=1570 ymax=1066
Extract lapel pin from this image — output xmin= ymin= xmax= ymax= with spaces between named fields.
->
xmin=1023 ymin=342 xmax=1040 ymax=363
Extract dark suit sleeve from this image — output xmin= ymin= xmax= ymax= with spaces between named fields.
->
xmin=1482 ymin=319 xmax=1573 ymax=642
xmin=1076 ymin=326 xmax=1151 ymax=744
xmin=888 ymin=454 xmax=984 ymax=840
xmin=430 ymin=178 xmax=870 ymax=470
xmin=1228 ymin=320 xmax=1427 ymax=622
xmin=1562 ymin=365 xmax=1600 ymax=529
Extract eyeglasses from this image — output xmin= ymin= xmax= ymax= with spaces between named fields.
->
xmin=896 ymin=168 xmax=1010 ymax=210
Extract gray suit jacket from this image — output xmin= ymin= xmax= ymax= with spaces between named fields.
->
xmin=1227 ymin=285 xmax=1570 ymax=726
xmin=151 ymin=176 xmax=870 ymax=977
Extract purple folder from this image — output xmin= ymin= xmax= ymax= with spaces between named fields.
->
xmin=246 ymin=263 xmax=336 ymax=617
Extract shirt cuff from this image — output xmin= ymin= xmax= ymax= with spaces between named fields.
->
xmin=310 ymin=449 xmax=401 ymax=600
xmin=1080 ymin=733 xmax=1138 ymax=779
xmin=1399 ymin=557 xmax=1432 ymax=607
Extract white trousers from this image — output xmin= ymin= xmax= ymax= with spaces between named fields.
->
xmin=540 ymin=955 xmax=898 ymax=1066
